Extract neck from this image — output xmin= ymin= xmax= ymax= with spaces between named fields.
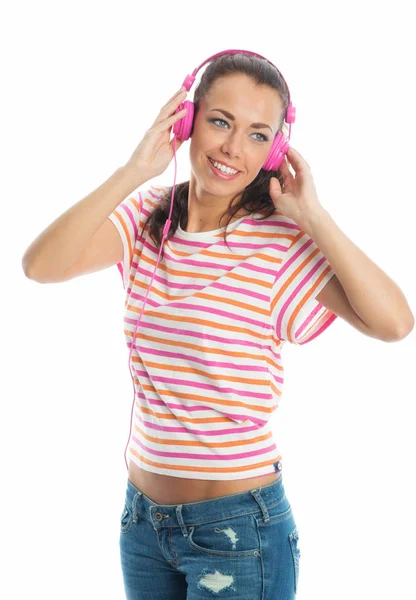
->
xmin=185 ymin=177 xmax=245 ymax=233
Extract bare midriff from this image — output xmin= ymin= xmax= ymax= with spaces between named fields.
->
xmin=128 ymin=460 xmax=281 ymax=505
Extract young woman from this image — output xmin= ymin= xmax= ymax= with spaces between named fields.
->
xmin=22 ymin=51 xmax=413 ymax=599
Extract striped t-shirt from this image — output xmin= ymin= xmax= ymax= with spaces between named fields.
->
xmin=107 ymin=184 xmax=338 ymax=480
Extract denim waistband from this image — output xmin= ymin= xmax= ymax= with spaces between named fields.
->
xmin=124 ymin=471 xmax=287 ymax=531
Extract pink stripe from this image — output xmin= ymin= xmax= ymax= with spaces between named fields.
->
xmin=274 ymin=237 xmax=313 ymax=285
xmin=135 ymin=391 xmax=270 ymax=425
xmin=294 ymin=299 xmax=325 ymax=339
xmin=159 ymin=244 xmax=288 ymax=272
xmin=164 ymin=236 xmax=289 ymax=254
xmin=116 ymin=262 xmax=124 ymax=287
xmin=298 ymin=312 xmax=338 ymax=345
xmin=165 ymin=301 xmax=267 ymax=327
xmin=128 ymin=344 xmax=269 ymax=373
xmin=137 ymin=404 xmax=268 ymax=428
xmin=276 ymin=254 xmax=327 ymax=338
xmin=136 ymin=392 xmax=272 ymax=425
xmin=148 ymin=188 xmax=164 ymax=199
xmin=137 ymin=411 xmax=267 ymax=433
xmin=132 ymin=366 xmax=273 ymax=402
xmin=119 ymin=192 xmax=141 ymax=241
xmin=259 ymin=218 xmax=300 ymax=230
xmin=127 ymin=299 xmax=268 ymax=330
xmin=138 ymin=188 xmax=163 ymax=222
xmin=126 ymin=319 xmax=267 ymax=351
xmin=132 ymin=429 xmax=277 ymax=461
xmin=135 ymin=392 xmax=262 ymax=423
xmin=129 ymin=260 xmax=271 ymax=299
xmin=143 ymin=398 xmax=247 ymax=415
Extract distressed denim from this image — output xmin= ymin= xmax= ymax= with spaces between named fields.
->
xmin=119 ymin=469 xmax=301 ymax=599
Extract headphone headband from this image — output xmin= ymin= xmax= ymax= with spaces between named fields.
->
xmin=180 ymin=48 xmax=295 ymax=125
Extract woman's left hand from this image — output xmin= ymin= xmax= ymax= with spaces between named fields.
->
xmin=269 ymin=147 xmax=324 ymax=225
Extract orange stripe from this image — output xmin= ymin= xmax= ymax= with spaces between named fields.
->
xmin=166 ymin=247 xmax=285 ymax=267
xmin=127 ymin=329 xmax=272 ymax=358
xmin=296 ymin=303 xmax=332 ymax=341
xmin=139 ymin=359 xmax=271 ymax=386
xmin=126 ymin=310 xmax=270 ymax=339
xmin=270 ymin=244 xmax=321 ymax=313
xmin=264 ymin=353 xmax=284 ymax=372
xmin=128 ymin=332 xmax=283 ymax=374
xmin=286 ymin=264 xmax=332 ymax=343
xmin=133 ymin=420 xmax=274 ymax=448
xmin=137 ymin=384 xmax=275 ymax=416
xmin=128 ymin=274 xmax=273 ymax=308
xmin=149 ymin=185 xmax=166 ymax=192
xmin=138 ymin=248 xmax=281 ymax=290
xmin=269 ymin=380 xmax=283 ymax=398
xmin=129 ymin=333 xmax=270 ymax=363
xmin=129 ymin=337 xmax=283 ymax=378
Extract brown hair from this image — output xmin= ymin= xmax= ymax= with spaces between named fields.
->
xmin=140 ymin=53 xmax=290 ymax=256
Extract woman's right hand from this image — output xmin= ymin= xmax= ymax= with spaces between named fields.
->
xmin=124 ymin=87 xmax=188 ymax=180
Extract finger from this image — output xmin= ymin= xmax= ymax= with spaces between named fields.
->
xmin=270 ymin=176 xmax=282 ymax=193
xmin=160 ymin=90 xmax=187 ymax=119
xmin=151 ymin=91 xmax=186 ymax=128
xmin=287 ymin=147 xmax=310 ymax=170
xmin=278 ymin=154 xmax=294 ymax=179
xmin=162 ymin=87 xmax=186 ymax=111
xmin=153 ymin=107 xmax=187 ymax=133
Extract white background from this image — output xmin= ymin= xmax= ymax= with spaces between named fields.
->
xmin=2 ymin=0 xmax=415 ymax=598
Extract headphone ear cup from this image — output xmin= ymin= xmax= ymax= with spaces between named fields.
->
xmin=173 ymin=100 xmax=195 ymax=141
xmin=263 ymin=133 xmax=290 ymax=171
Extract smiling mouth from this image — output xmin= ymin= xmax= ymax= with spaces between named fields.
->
xmin=208 ymin=157 xmax=241 ymax=173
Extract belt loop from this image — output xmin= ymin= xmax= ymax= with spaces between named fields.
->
xmin=175 ymin=505 xmax=190 ymax=537
xmin=250 ymin=488 xmax=271 ymax=523
xmin=132 ymin=490 xmax=142 ymax=524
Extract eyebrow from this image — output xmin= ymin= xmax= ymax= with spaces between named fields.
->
xmin=208 ymin=108 xmax=273 ymax=133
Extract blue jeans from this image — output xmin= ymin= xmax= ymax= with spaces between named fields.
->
xmin=119 ymin=470 xmax=301 ymax=599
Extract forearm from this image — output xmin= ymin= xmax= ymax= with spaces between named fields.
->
xmin=301 ymin=208 xmax=414 ymax=337
xmin=22 ymin=165 xmax=149 ymax=280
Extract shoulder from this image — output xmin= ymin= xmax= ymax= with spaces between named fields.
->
xmin=138 ymin=184 xmax=169 ymax=215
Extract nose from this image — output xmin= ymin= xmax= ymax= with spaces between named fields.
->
xmin=220 ymin=129 xmax=244 ymax=160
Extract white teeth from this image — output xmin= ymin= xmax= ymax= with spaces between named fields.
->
xmin=210 ymin=158 xmax=239 ymax=175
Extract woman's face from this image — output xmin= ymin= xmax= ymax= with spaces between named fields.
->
xmin=189 ymin=73 xmax=284 ymax=202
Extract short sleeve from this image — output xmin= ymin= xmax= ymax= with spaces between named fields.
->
xmin=271 ymin=227 xmax=338 ymax=345
xmin=107 ymin=188 xmax=144 ymax=289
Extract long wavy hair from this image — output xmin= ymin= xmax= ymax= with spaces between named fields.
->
xmin=140 ymin=53 xmax=290 ymax=256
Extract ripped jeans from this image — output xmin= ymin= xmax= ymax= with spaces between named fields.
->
xmin=119 ymin=471 xmax=301 ymax=599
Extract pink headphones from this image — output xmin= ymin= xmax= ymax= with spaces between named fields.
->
xmin=173 ymin=49 xmax=296 ymax=170
xmin=123 ymin=49 xmax=296 ymax=470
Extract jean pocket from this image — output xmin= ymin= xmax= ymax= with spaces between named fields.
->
xmin=120 ymin=502 xmax=134 ymax=535
xmin=288 ymin=526 xmax=301 ymax=593
xmin=186 ymin=513 xmax=260 ymax=558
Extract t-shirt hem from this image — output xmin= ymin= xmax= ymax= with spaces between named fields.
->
xmin=127 ymin=451 xmax=283 ymax=481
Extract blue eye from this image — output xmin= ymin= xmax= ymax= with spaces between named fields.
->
xmin=208 ymin=118 xmax=269 ymax=142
